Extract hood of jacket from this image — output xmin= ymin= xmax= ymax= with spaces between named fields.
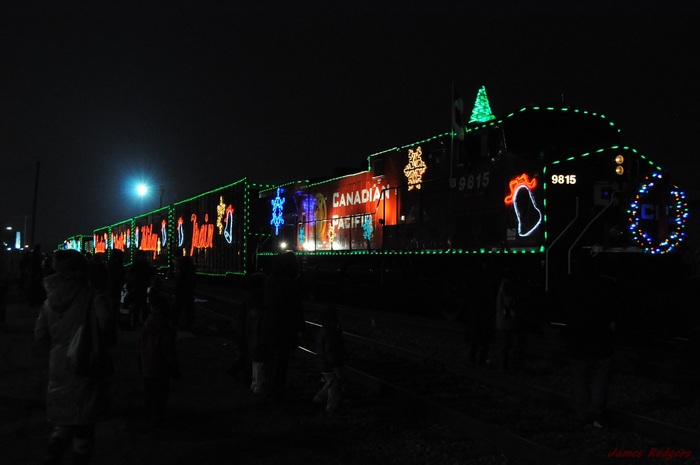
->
xmin=43 ymin=271 xmax=89 ymax=315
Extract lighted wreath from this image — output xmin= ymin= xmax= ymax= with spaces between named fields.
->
xmin=628 ymin=172 xmax=689 ymax=254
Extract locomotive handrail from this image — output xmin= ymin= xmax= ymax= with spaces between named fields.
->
xmin=566 ymin=190 xmax=623 ymax=274
xmin=545 ymin=196 xmax=579 ymax=292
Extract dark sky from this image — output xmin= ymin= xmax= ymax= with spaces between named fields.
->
xmin=1 ymin=1 xmax=698 ymax=249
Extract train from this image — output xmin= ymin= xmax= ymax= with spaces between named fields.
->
xmin=61 ymin=87 xmax=693 ymax=333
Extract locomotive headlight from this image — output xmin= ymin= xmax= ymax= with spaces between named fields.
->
xmin=614 ymin=155 xmax=624 ymax=175
xmin=280 ymin=241 xmax=287 ymax=249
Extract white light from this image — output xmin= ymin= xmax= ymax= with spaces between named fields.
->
xmin=137 ymin=184 xmax=148 ymax=196
xmin=280 ymin=242 xmax=287 ymax=249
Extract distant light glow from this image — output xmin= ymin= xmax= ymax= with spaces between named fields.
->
xmin=137 ymin=184 xmax=148 ymax=197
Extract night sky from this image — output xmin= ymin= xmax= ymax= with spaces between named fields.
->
xmin=1 ymin=1 xmax=698 ymax=250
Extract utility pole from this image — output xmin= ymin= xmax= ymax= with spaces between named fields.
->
xmin=30 ymin=161 xmax=40 ymax=248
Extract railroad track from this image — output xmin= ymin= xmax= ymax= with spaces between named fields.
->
xmin=317 ymin=323 xmax=700 ymax=461
xmin=184 ymin=287 xmax=699 ymax=464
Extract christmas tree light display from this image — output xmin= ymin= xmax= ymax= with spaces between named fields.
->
xmin=469 ymin=86 xmax=495 ymax=123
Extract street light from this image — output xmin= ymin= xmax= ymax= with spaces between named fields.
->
xmin=137 ymin=184 xmax=148 ymax=197
xmin=135 ymin=183 xmax=164 ymax=209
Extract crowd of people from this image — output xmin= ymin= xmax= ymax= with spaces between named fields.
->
xmin=1 ymin=245 xmax=197 ymax=464
xmin=1 ymin=243 xmax=630 ymax=463
xmin=6 ymin=246 xmax=341 ymax=464
xmin=463 ymin=256 xmax=617 ymax=429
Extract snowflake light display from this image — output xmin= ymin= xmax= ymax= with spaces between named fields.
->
xmin=270 ymin=188 xmax=285 ymax=236
xmin=403 ymin=146 xmax=427 ymax=191
xmin=216 ymin=196 xmax=226 ymax=234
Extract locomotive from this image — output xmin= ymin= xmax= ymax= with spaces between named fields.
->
xmin=62 ymin=87 xmax=692 ymax=331
xmin=258 ymin=88 xmax=690 ymax=312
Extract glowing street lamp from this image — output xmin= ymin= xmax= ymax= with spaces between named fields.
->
xmin=135 ymin=183 xmax=165 ymax=208
xmin=137 ymin=184 xmax=149 ymax=197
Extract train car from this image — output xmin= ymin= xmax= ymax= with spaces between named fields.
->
xmin=92 ymin=226 xmax=109 ymax=256
xmin=172 ymin=178 xmax=266 ymax=276
xmin=110 ymin=218 xmax=133 ymax=263
xmin=258 ymin=88 xmax=690 ymax=326
xmin=92 ymin=218 xmax=135 ymax=263
xmin=59 ymin=234 xmax=94 ymax=254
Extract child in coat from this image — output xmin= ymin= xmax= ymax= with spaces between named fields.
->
xmin=139 ymin=291 xmax=181 ymax=424
xmin=313 ymin=306 xmax=347 ymax=412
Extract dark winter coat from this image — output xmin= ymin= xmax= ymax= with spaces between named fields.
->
xmin=139 ymin=312 xmax=180 ymax=379
xmin=35 ymin=271 xmax=116 ymax=425
xmin=496 ymin=277 xmax=521 ymax=331
xmin=260 ymin=273 xmax=305 ymax=350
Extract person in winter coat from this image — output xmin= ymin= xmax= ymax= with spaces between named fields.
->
xmin=106 ymin=249 xmax=126 ymax=313
xmin=465 ymin=261 xmax=497 ymax=366
xmin=495 ymin=271 xmax=526 ymax=370
xmin=564 ymin=258 xmax=617 ymax=428
xmin=260 ymin=251 xmax=305 ymax=401
xmin=313 ymin=306 xmax=347 ymax=412
xmin=34 ymin=249 xmax=117 ymax=465
xmin=244 ymin=272 xmax=268 ymax=394
xmin=125 ymin=251 xmax=153 ymax=328
xmin=139 ymin=291 xmax=181 ymax=425
xmin=172 ymin=255 xmax=196 ymax=330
